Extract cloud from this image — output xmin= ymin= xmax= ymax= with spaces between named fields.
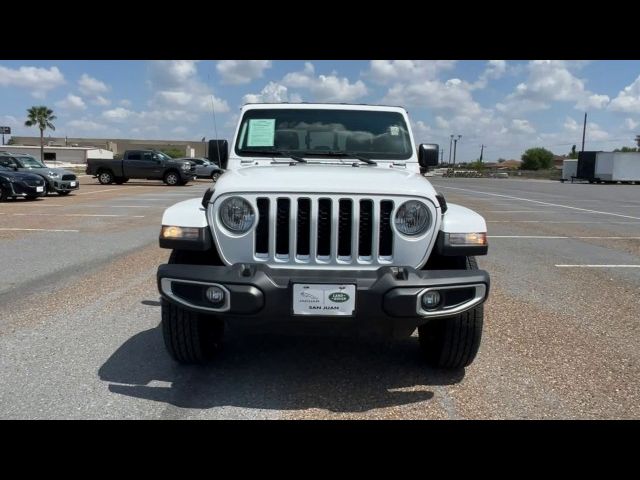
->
xmin=497 ymin=60 xmax=609 ymax=114
xmin=472 ymin=60 xmax=508 ymax=89
xmin=67 ymin=119 xmax=109 ymax=131
xmin=624 ymin=118 xmax=639 ymax=130
xmin=0 ymin=65 xmax=65 ymax=97
xmin=102 ymin=107 xmax=134 ymax=122
xmin=281 ymin=63 xmax=368 ymax=102
xmin=147 ymin=60 xmax=229 ymax=114
xmin=91 ymin=95 xmax=111 ymax=106
xmin=78 ymin=73 xmax=109 ymax=95
xmin=55 ymin=93 xmax=87 ymax=110
xmin=368 ymin=60 xmax=457 ymax=84
xmin=510 ymin=118 xmax=536 ymax=134
xmin=609 ymin=75 xmax=640 ymax=113
xmin=148 ymin=60 xmax=199 ymax=89
xmin=119 ymin=99 xmax=132 ymax=107
xmin=383 ymin=77 xmax=482 ymax=117
xmin=217 ymin=60 xmax=272 ymax=85
xmin=243 ymin=81 xmax=302 ymax=104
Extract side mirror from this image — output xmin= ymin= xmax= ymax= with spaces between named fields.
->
xmin=208 ymin=139 xmax=229 ymax=169
xmin=418 ymin=143 xmax=439 ymax=168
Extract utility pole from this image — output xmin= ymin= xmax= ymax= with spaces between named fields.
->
xmin=480 ymin=144 xmax=484 ymax=162
xmin=452 ymin=134 xmax=462 ymax=165
xmin=448 ymin=134 xmax=454 ymax=165
xmin=581 ymin=112 xmax=587 ymax=152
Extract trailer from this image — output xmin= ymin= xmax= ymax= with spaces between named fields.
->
xmin=560 ymin=159 xmax=577 ymax=183
xmin=575 ymin=151 xmax=640 ymax=184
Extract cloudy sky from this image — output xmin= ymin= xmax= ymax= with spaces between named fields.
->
xmin=1 ymin=60 xmax=640 ymax=161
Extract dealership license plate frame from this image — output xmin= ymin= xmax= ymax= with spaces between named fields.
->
xmin=292 ymin=283 xmax=356 ymax=316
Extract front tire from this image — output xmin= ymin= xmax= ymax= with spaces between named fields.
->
xmin=161 ymin=248 xmax=225 ymax=364
xmin=164 ymin=171 xmax=180 ymax=186
xmin=161 ymin=300 xmax=224 ymax=364
xmin=418 ymin=256 xmax=484 ymax=369
xmin=211 ymin=171 xmax=222 ymax=182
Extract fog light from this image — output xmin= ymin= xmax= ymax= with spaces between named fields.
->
xmin=421 ymin=290 xmax=441 ymax=310
xmin=206 ymin=286 xmax=225 ymax=305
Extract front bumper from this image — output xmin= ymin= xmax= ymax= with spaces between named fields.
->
xmin=49 ymin=179 xmax=79 ymax=192
xmin=157 ymin=263 xmax=490 ymax=334
xmin=7 ymin=181 xmax=46 ymax=197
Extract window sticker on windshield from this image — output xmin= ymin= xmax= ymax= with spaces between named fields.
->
xmin=389 ymin=126 xmax=400 ymax=136
xmin=247 ymin=119 xmax=276 ymax=147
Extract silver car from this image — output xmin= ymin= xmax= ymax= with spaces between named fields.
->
xmin=181 ymin=157 xmax=224 ymax=182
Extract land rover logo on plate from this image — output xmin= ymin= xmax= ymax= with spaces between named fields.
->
xmin=328 ymin=292 xmax=349 ymax=303
xmin=293 ymin=284 xmax=356 ymax=316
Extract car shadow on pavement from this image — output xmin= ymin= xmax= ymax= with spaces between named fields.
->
xmin=98 ymin=325 xmax=465 ymax=413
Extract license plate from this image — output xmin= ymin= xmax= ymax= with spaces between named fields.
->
xmin=70 ymin=181 xmax=77 ymax=187
xmin=293 ymin=284 xmax=356 ymax=316
xmin=36 ymin=186 xmax=44 ymax=192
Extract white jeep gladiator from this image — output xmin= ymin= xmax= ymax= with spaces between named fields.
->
xmin=157 ymin=103 xmax=489 ymax=369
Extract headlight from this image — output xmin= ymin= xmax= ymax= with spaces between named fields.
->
xmin=47 ymin=171 xmax=59 ymax=178
xmin=181 ymin=163 xmax=191 ymax=170
xmin=219 ymin=197 xmax=255 ymax=233
xmin=394 ymin=200 xmax=431 ymax=235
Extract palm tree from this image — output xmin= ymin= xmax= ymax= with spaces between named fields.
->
xmin=24 ymin=106 xmax=56 ymax=162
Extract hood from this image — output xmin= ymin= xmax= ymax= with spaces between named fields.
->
xmin=213 ymin=164 xmax=437 ymax=198
xmin=0 ymin=170 xmax=45 ymax=181
xmin=24 ymin=166 xmax=75 ymax=176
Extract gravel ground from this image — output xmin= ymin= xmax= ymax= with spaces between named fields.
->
xmin=0 ymin=177 xmax=638 ymax=419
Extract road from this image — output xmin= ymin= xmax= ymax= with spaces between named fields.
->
xmin=0 ymin=176 xmax=638 ymax=419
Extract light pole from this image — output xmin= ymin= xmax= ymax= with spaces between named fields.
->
xmin=452 ymin=135 xmax=462 ymax=166
xmin=448 ymin=134 xmax=454 ymax=165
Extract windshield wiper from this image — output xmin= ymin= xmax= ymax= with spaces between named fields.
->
xmin=241 ymin=149 xmax=306 ymax=163
xmin=301 ymin=151 xmax=377 ymax=165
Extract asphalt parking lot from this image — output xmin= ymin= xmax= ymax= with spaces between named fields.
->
xmin=0 ymin=176 xmax=638 ymax=419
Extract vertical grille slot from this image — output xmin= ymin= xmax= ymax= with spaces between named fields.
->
xmin=317 ymin=199 xmax=332 ymax=257
xmin=255 ymin=198 xmax=269 ymax=255
xmin=379 ymin=200 xmax=394 ymax=257
xmin=296 ymin=198 xmax=311 ymax=256
xmin=358 ymin=199 xmax=373 ymax=257
xmin=338 ymin=199 xmax=352 ymax=257
xmin=275 ymin=198 xmax=290 ymax=256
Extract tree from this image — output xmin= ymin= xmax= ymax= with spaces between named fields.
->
xmin=568 ymin=145 xmax=578 ymax=159
xmin=521 ymin=147 xmax=554 ymax=170
xmin=24 ymin=106 xmax=56 ymax=162
xmin=636 ymin=135 xmax=640 ymax=148
xmin=161 ymin=148 xmax=186 ymax=158
xmin=614 ymin=146 xmax=638 ymax=152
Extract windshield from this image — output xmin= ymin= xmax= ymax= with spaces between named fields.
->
xmin=17 ymin=155 xmax=46 ymax=168
xmin=155 ymin=151 xmax=173 ymax=162
xmin=235 ymin=109 xmax=413 ymax=160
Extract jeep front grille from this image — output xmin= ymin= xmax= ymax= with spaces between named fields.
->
xmin=250 ymin=196 xmax=394 ymax=264
xmin=210 ymin=193 xmax=439 ymax=270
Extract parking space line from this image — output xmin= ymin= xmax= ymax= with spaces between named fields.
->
xmin=0 ymin=228 xmax=79 ymax=232
xmin=555 ymin=264 xmax=640 ymax=268
xmin=489 ymin=210 xmax=548 ymax=213
xmin=3 ymin=213 xmax=145 ymax=218
xmin=489 ymin=235 xmax=640 ymax=239
xmin=488 ymin=220 xmax=640 ymax=224
xmin=439 ymin=185 xmax=640 ymax=220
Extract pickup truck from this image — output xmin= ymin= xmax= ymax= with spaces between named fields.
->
xmin=157 ymin=103 xmax=490 ymax=370
xmin=86 ymin=150 xmax=196 ymax=186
